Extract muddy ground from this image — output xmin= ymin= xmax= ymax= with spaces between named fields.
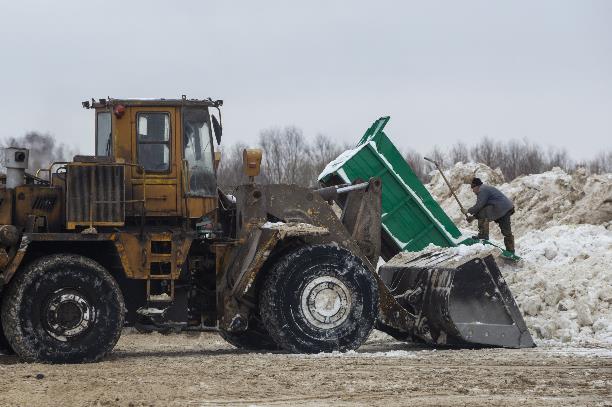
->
xmin=0 ymin=331 xmax=610 ymax=407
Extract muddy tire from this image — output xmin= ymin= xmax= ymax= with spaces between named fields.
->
xmin=1 ymin=254 xmax=125 ymax=363
xmin=218 ymin=315 xmax=279 ymax=351
xmin=0 ymin=314 xmax=14 ymax=355
xmin=259 ymin=244 xmax=378 ymax=353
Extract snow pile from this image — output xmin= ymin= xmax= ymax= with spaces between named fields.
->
xmin=428 ymin=162 xmax=505 ymax=201
xmin=501 ymin=224 xmax=612 ymax=345
xmin=429 ymin=163 xmax=612 ymax=237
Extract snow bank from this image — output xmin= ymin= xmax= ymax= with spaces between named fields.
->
xmin=429 ymin=163 xmax=612 ymax=237
xmin=501 ymin=224 xmax=612 ymax=345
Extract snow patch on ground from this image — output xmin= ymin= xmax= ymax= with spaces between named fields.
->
xmin=286 ymin=349 xmax=421 ymax=358
xmin=539 ymin=346 xmax=612 ymax=358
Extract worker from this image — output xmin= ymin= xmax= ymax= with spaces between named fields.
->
xmin=463 ymin=178 xmax=515 ymax=253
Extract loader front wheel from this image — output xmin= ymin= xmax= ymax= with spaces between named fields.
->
xmin=260 ymin=244 xmax=378 ymax=353
xmin=1 ymin=254 xmax=125 ymax=363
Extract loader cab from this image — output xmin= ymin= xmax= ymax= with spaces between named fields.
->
xmin=86 ymin=97 xmax=223 ymax=220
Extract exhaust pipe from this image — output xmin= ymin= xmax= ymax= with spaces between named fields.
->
xmin=3 ymin=147 xmax=29 ymax=188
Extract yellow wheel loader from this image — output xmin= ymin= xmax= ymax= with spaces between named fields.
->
xmin=0 ymin=97 xmax=533 ymax=363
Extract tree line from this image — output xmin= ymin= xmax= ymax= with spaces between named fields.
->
xmin=405 ymin=137 xmax=612 ymax=182
xmin=2 ymin=130 xmax=609 ymax=187
xmin=218 ymin=128 xmax=612 ymax=188
xmin=217 ymin=126 xmax=351 ymax=188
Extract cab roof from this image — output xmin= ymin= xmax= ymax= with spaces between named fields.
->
xmin=83 ymin=96 xmax=223 ymax=109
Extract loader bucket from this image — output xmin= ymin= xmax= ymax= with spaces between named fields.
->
xmin=379 ymin=247 xmax=535 ymax=348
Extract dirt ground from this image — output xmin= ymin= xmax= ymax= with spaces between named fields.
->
xmin=0 ymin=331 xmax=610 ymax=407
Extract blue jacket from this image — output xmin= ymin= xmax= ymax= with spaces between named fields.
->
xmin=468 ymin=185 xmax=514 ymax=220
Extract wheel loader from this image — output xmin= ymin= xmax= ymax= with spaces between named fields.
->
xmin=0 ymin=97 xmax=533 ymax=363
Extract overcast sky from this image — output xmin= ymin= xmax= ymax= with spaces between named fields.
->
xmin=0 ymin=0 xmax=610 ymax=160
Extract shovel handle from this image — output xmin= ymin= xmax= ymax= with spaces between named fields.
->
xmin=424 ymin=157 xmax=468 ymax=215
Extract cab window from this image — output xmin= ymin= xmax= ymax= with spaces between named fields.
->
xmin=137 ymin=112 xmax=170 ymax=172
xmin=96 ymin=112 xmax=112 ymax=156
xmin=183 ymin=107 xmax=215 ymax=196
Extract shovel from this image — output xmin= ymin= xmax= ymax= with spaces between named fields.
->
xmin=424 ymin=157 xmax=473 ymax=222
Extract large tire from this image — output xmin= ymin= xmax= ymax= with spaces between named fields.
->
xmin=218 ymin=315 xmax=279 ymax=351
xmin=259 ymin=244 xmax=378 ymax=353
xmin=0 ymin=313 xmax=14 ymax=355
xmin=1 ymin=254 xmax=125 ymax=363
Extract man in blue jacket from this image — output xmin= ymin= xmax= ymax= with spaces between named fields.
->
xmin=464 ymin=178 xmax=515 ymax=253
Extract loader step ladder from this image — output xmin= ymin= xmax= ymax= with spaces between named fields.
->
xmin=146 ymin=234 xmax=176 ymax=303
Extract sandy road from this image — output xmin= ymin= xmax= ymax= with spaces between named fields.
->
xmin=0 ymin=331 xmax=610 ymax=406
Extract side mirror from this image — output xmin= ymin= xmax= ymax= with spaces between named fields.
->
xmin=211 ymin=115 xmax=222 ymax=144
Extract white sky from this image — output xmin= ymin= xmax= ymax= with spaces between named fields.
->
xmin=0 ymin=0 xmax=610 ymax=160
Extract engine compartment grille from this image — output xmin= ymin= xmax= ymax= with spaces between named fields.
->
xmin=66 ymin=164 xmax=125 ymax=228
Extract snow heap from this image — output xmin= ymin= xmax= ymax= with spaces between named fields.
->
xmin=428 ymin=163 xmax=612 ymax=237
xmin=428 ymin=162 xmax=505 ymax=202
xmin=501 ymin=225 xmax=612 ymax=345
xmin=426 ymin=162 xmax=612 ymax=345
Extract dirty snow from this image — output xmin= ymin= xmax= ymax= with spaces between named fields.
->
xmin=261 ymin=221 xmax=286 ymax=228
xmin=428 ymin=163 xmax=612 ymax=237
xmin=501 ymin=224 xmax=612 ymax=345
xmin=443 ymin=241 xmax=497 ymax=258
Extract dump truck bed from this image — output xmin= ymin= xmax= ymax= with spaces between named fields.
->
xmin=319 ymin=116 xmax=518 ymax=261
xmin=319 ymin=117 xmax=466 ymax=259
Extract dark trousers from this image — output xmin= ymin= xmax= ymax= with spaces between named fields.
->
xmin=475 ymin=207 xmax=515 ymax=253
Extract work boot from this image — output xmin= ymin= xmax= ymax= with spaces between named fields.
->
xmin=504 ymin=235 xmax=515 ymax=253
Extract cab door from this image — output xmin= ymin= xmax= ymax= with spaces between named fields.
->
xmin=130 ymin=107 xmax=180 ymax=215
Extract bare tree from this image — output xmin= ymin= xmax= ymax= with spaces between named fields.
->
xmin=449 ymin=141 xmax=469 ymax=164
xmin=217 ymin=142 xmax=249 ymax=189
xmin=258 ymin=126 xmax=312 ymax=186
xmin=404 ymin=149 xmax=428 ymax=182
xmin=547 ymin=146 xmax=572 ymax=172
xmin=587 ymin=151 xmax=612 ymax=174
xmin=426 ymin=145 xmax=448 ymax=169
xmin=517 ymin=139 xmax=546 ymax=176
xmin=310 ymin=134 xmax=341 ymax=174
xmin=470 ymin=136 xmax=502 ymax=168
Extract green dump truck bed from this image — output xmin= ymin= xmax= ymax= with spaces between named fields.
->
xmin=319 ymin=117 xmax=468 ymax=258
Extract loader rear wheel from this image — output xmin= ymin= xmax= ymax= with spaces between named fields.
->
xmin=259 ymin=244 xmax=378 ymax=353
xmin=0 ymin=317 xmax=14 ymax=355
xmin=218 ymin=315 xmax=279 ymax=351
xmin=1 ymin=254 xmax=125 ymax=363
